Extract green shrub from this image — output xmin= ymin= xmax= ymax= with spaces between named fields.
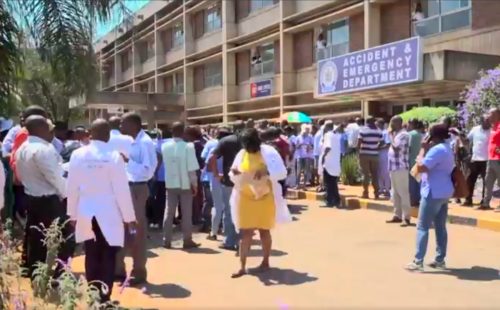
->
xmin=341 ymin=154 xmax=361 ymax=185
xmin=399 ymin=106 xmax=456 ymax=124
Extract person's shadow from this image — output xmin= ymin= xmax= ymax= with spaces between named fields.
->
xmin=288 ymin=204 xmax=307 ymax=215
xmin=141 ymin=283 xmax=191 ymax=299
xmin=428 ymin=266 xmax=499 ymax=282
xmin=249 ymin=267 xmax=318 ymax=286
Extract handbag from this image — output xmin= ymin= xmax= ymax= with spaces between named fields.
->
xmin=451 ymin=167 xmax=469 ymax=198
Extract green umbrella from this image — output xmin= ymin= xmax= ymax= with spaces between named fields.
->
xmin=281 ymin=112 xmax=312 ymax=123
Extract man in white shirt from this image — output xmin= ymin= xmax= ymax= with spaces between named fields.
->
xmin=67 ymin=119 xmax=137 ymax=303
xmin=16 ymin=115 xmax=67 ymax=280
xmin=313 ymin=119 xmax=325 ymax=188
xmin=320 ymin=122 xmax=342 ymax=208
xmin=464 ymin=115 xmax=491 ymax=206
xmin=345 ymin=117 xmax=363 ymax=153
xmin=115 ymin=112 xmax=157 ymax=285
xmin=108 ymin=116 xmax=133 ymax=158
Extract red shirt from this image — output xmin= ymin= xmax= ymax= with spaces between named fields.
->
xmin=274 ymin=137 xmax=290 ymax=163
xmin=489 ymin=122 xmax=500 ymax=160
xmin=10 ymin=128 xmax=29 ymax=184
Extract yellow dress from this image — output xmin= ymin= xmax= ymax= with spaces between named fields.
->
xmin=238 ymin=151 xmax=276 ymax=230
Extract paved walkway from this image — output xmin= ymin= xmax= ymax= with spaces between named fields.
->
xmin=67 ymin=199 xmax=500 ymax=309
xmin=290 ymin=185 xmax=500 ymax=232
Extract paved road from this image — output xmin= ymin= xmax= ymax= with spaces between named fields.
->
xmin=71 ymin=200 xmax=500 ymax=309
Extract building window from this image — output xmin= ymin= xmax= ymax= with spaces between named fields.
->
xmin=250 ymin=0 xmax=274 ymax=13
xmin=139 ymin=83 xmax=149 ymax=93
xmin=121 ymin=51 xmax=132 ymax=72
xmin=146 ymin=40 xmax=154 ymax=59
xmin=175 ymin=73 xmax=184 ymax=93
xmin=205 ymin=5 xmax=222 ymax=33
xmin=251 ymin=43 xmax=274 ymax=77
xmin=173 ymin=23 xmax=184 ymax=47
xmin=204 ymin=62 xmax=222 ymax=87
xmin=316 ymin=19 xmax=349 ymax=61
xmin=413 ymin=0 xmax=470 ymax=37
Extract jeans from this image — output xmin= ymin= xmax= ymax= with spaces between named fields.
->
xmin=297 ymin=158 xmax=313 ymax=186
xmin=409 ymin=173 xmax=421 ymax=206
xmin=221 ymin=185 xmax=239 ymax=247
xmin=483 ymin=160 xmax=500 ymax=207
xmin=210 ymin=178 xmax=224 ymax=236
xmin=201 ymin=181 xmax=213 ymax=226
xmin=323 ymin=170 xmax=340 ymax=207
xmin=414 ymin=193 xmax=449 ymax=263
xmin=378 ymin=149 xmax=390 ymax=192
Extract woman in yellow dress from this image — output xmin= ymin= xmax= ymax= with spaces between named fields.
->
xmin=229 ymin=128 xmax=290 ymax=278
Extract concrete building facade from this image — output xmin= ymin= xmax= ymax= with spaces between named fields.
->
xmin=89 ymin=0 xmax=500 ymax=127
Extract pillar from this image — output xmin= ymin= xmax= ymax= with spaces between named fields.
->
xmin=362 ymin=0 xmax=381 ymax=118
xmin=222 ymin=0 xmax=237 ymax=124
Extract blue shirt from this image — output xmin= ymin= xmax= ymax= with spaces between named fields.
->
xmin=420 ymin=143 xmax=455 ymax=199
xmin=340 ymin=133 xmax=348 ymax=155
xmin=201 ymin=139 xmax=222 ymax=182
xmin=156 ymin=138 xmax=172 ymax=182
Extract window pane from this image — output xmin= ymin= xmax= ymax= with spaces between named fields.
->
xmin=460 ymin=0 xmax=470 ymax=7
xmin=251 ymin=0 xmax=262 ymax=11
xmin=261 ymin=44 xmax=274 ymax=62
xmin=441 ymin=9 xmax=470 ymax=32
xmin=425 ymin=0 xmax=439 ymax=17
xmin=327 ymin=19 xmax=349 ymax=46
xmin=440 ymin=0 xmax=463 ymax=14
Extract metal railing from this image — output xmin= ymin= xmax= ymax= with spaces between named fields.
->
xmin=315 ymin=42 xmax=349 ymax=61
xmin=413 ymin=8 xmax=471 ymax=37
xmin=251 ymin=60 xmax=274 ymax=77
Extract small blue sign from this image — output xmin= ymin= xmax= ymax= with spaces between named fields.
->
xmin=251 ymin=79 xmax=272 ymax=98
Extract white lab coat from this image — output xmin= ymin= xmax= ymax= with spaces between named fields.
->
xmin=229 ymin=144 xmax=292 ymax=231
xmin=66 ymin=140 xmax=136 ymax=247
xmin=0 ymin=160 xmax=5 ymax=210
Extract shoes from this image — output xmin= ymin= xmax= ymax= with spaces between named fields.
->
xmin=163 ymin=241 xmax=172 ymax=249
xmin=427 ymin=261 xmax=446 ymax=270
xmin=461 ymin=200 xmax=473 ymax=207
xmin=361 ymin=192 xmax=369 ymax=199
xmin=476 ymin=205 xmax=492 ymax=210
xmin=405 ymin=261 xmax=424 ymax=272
xmin=386 ymin=216 xmax=402 ymax=224
xmin=129 ymin=277 xmax=147 ymax=286
xmin=206 ymin=234 xmax=217 ymax=241
xmin=114 ymin=274 xmax=127 ymax=283
xmin=400 ymin=219 xmax=412 ymax=227
xmin=183 ymin=240 xmax=201 ymax=249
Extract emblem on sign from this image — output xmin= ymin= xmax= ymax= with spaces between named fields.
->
xmin=319 ymin=60 xmax=338 ymax=93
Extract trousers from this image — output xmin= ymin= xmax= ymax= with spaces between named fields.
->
xmin=115 ymin=183 xmax=149 ymax=280
xmin=390 ymin=170 xmax=411 ymax=220
xmin=359 ymin=154 xmax=379 ymax=195
xmin=85 ymin=218 xmax=119 ymax=303
xmin=163 ymin=188 xmax=193 ymax=243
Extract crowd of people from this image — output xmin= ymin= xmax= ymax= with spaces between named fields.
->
xmin=0 ymin=104 xmax=498 ymax=303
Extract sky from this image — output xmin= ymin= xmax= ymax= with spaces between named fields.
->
xmin=95 ymin=0 xmax=150 ymax=39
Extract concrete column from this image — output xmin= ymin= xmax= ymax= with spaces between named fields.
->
xmin=154 ymin=14 xmax=159 ymax=93
xmin=184 ymin=4 xmax=194 ymax=57
xmin=114 ymin=41 xmax=120 ymax=89
xmin=222 ymin=0 xmax=237 ymax=124
xmin=146 ymin=94 xmax=155 ymax=130
xmin=362 ymin=0 xmax=381 ymax=118
xmin=280 ymin=31 xmax=295 ymax=116
xmin=184 ymin=66 xmax=195 ymax=119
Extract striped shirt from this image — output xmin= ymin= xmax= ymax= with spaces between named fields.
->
xmin=358 ymin=126 xmax=383 ymax=155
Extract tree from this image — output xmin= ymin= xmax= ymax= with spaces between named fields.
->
xmin=461 ymin=66 xmax=500 ymax=127
xmin=0 ymin=0 xmax=127 ymax=120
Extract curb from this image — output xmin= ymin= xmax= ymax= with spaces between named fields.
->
xmin=287 ymin=189 xmax=500 ymax=233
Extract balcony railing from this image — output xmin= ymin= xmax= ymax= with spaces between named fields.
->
xmin=173 ymin=83 xmax=184 ymax=94
xmin=251 ymin=60 xmax=274 ymax=77
xmin=316 ymin=43 xmax=349 ymax=61
xmin=120 ymin=68 xmax=133 ymax=82
xmin=140 ymin=57 xmax=156 ymax=75
xmin=413 ymin=7 xmax=471 ymax=37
